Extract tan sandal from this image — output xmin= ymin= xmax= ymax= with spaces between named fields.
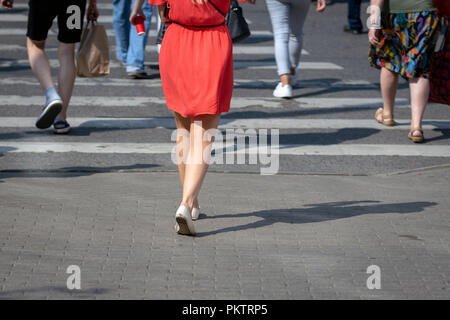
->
xmin=375 ymin=108 xmax=395 ymax=126
xmin=408 ymin=127 xmax=424 ymax=143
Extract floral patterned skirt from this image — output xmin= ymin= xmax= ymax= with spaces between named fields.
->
xmin=369 ymin=11 xmax=441 ymax=79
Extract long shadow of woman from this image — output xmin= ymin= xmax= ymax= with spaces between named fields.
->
xmin=196 ymin=200 xmax=437 ymax=237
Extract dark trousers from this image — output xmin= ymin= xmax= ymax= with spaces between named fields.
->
xmin=347 ymin=0 xmax=363 ymax=31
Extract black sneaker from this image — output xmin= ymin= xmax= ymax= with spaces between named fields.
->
xmin=36 ymin=99 xmax=63 ymax=129
xmin=344 ymin=25 xmax=363 ymax=35
xmin=127 ymin=72 xmax=150 ymax=79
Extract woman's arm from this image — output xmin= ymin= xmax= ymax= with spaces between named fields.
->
xmin=317 ymin=0 xmax=326 ymax=13
xmin=368 ymin=0 xmax=384 ymax=46
xmin=130 ymin=0 xmax=146 ymax=25
xmin=87 ymin=0 xmax=99 ymax=22
xmin=158 ymin=4 xmax=170 ymax=25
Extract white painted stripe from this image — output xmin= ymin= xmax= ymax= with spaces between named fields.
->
xmin=233 ymin=79 xmax=376 ymax=89
xmin=0 ymin=95 xmax=410 ymax=109
xmin=1 ymin=142 xmax=449 ymax=157
xmin=0 ymin=59 xmax=341 ymax=71
xmin=0 ymin=44 xmax=309 ymax=55
xmin=0 ymin=15 xmax=157 ymax=24
xmin=0 ymin=77 xmax=373 ymax=89
xmin=1 ymin=7 xmax=254 ymax=24
xmin=234 ymin=61 xmax=343 ymax=70
xmin=0 ymin=44 xmax=24 ymax=51
xmin=277 ymin=144 xmax=450 ymax=157
xmin=232 ymin=46 xmax=308 ymax=55
xmin=1 ymin=117 xmax=449 ymax=130
xmin=0 ymin=28 xmax=268 ymax=37
xmin=6 ymin=3 xmax=116 ymax=10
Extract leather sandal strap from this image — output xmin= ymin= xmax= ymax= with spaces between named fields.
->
xmin=410 ymin=127 xmax=423 ymax=133
xmin=375 ymin=108 xmax=394 ymax=119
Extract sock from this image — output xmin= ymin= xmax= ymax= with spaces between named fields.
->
xmin=45 ymin=87 xmax=61 ymax=105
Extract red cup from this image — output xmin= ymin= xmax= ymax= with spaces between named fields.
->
xmin=134 ymin=16 xmax=145 ymax=36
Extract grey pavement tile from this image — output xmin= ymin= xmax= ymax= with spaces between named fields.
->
xmin=1 ymin=170 xmax=449 ymax=299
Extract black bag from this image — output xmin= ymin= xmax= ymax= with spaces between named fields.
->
xmin=226 ymin=0 xmax=251 ymax=43
xmin=156 ymin=21 xmax=168 ymax=45
xmin=210 ymin=0 xmax=251 ymax=43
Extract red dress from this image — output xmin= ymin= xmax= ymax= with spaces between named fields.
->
xmin=148 ymin=0 xmax=233 ymax=118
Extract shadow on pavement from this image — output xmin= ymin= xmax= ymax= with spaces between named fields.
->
xmin=424 ymin=129 xmax=450 ymax=143
xmin=290 ymin=82 xmax=408 ymax=99
xmin=222 ymin=106 xmax=381 ymax=119
xmin=278 ymin=128 xmax=379 ymax=144
xmin=0 ymin=163 xmax=160 ymax=180
xmin=197 ymin=200 xmax=437 ymax=237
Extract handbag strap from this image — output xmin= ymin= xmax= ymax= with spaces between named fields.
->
xmin=209 ymin=0 xmax=226 ymax=17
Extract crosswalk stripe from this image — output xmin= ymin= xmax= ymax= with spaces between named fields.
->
xmin=0 ymin=28 xmax=267 ymax=37
xmin=0 ymin=95 xmax=410 ymax=109
xmin=0 ymin=78 xmax=372 ymax=89
xmin=0 ymin=44 xmax=309 ymax=55
xmin=1 ymin=117 xmax=449 ymax=130
xmin=5 ymin=3 xmax=116 ymax=10
xmin=0 ymin=59 xmax=342 ymax=70
xmin=234 ymin=61 xmax=343 ymax=70
xmin=1 ymin=142 xmax=449 ymax=157
xmin=0 ymin=10 xmax=254 ymax=24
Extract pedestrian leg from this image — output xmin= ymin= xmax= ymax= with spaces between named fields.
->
xmin=28 ymin=37 xmax=64 ymax=129
xmin=180 ymin=114 xmax=221 ymax=213
xmin=288 ymin=0 xmax=310 ymax=81
xmin=409 ymin=76 xmax=429 ymax=141
xmin=377 ymin=67 xmax=398 ymax=123
xmin=346 ymin=0 xmax=363 ymax=33
xmin=56 ymin=42 xmax=76 ymax=121
xmin=173 ymin=112 xmax=200 ymax=216
xmin=113 ymin=0 xmax=131 ymax=64
xmin=126 ymin=0 xmax=153 ymax=77
xmin=27 ymin=38 xmax=54 ymax=91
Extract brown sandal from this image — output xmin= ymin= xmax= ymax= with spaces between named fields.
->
xmin=408 ymin=127 xmax=424 ymax=143
xmin=375 ymin=108 xmax=395 ymax=126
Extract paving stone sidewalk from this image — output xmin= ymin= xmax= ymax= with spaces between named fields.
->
xmin=0 ymin=169 xmax=449 ymax=299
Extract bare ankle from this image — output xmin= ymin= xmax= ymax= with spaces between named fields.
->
xmin=280 ymin=74 xmax=290 ymax=86
xmin=180 ymin=200 xmax=193 ymax=212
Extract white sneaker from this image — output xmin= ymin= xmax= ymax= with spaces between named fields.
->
xmin=175 ymin=205 xmax=196 ymax=236
xmin=191 ymin=207 xmax=200 ymax=221
xmin=273 ymin=82 xmax=293 ymax=99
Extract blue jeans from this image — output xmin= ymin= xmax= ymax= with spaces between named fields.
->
xmin=265 ymin=0 xmax=310 ymax=76
xmin=113 ymin=0 xmax=153 ymax=73
xmin=347 ymin=0 xmax=362 ymax=31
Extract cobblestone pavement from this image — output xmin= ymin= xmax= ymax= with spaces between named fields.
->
xmin=0 ymin=168 xmax=448 ymax=299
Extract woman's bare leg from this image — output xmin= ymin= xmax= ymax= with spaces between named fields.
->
xmin=377 ymin=67 xmax=398 ymax=121
xmin=173 ymin=112 xmax=199 ymax=209
xmin=180 ymin=114 xmax=221 ymax=212
xmin=409 ymin=76 xmax=429 ymax=137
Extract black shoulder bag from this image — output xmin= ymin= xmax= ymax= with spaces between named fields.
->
xmin=210 ymin=0 xmax=251 ymax=43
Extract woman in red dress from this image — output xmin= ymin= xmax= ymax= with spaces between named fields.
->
xmin=131 ymin=0 xmax=255 ymax=236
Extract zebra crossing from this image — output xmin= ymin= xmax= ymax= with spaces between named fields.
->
xmin=0 ymin=2 xmax=449 ymax=174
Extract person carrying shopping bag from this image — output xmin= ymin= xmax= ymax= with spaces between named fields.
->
xmin=1 ymin=0 xmax=99 ymax=134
